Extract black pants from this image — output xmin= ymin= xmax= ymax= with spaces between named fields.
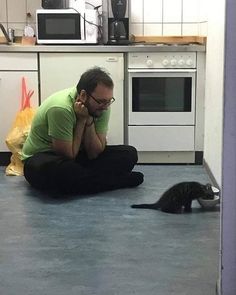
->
xmin=23 ymin=145 xmax=143 ymax=194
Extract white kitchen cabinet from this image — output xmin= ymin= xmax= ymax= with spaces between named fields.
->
xmin=39 ymin=53 xmax=124 ymax=144
xmin=0 ymin=53 xmax=39 ymax=152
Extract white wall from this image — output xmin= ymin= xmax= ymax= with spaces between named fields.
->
xmin=0 ymin=0 xmax=206 ymax=37
xmin=130 ymin=0 xmax=205 ymax=36
xmin=204 ymin=0 xmax=225 ymax=187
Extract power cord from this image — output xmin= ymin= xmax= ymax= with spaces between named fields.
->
xmin=85 ymin=2 xmax=102 ymax=10
xmin=66 ymin=6 xmax=103 ymax=42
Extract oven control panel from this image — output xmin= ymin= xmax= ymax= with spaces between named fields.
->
xmin=128 ymin=52 xmax=196 ymax=69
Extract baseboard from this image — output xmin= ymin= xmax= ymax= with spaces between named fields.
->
xmin=137 ymin=151 xmax=203 ymax=164
xmin=216 ymin=278 xmax=221 ymax=295
xmin=203 ymin=159 xmax=220 ymax=188
xmin=195 ymin=151 xmax=203 ymax=164
xmin=0 ymin=152 xmax=11 ymax=166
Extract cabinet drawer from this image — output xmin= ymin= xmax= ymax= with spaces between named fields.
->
xmin=128 ymin=126 xmax=195 ymax=151
xmin=0 ymin=53 xmax=38 ymax=70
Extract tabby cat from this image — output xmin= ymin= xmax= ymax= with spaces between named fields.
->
xmin=131 ymin=182 xmax=215 ymax=214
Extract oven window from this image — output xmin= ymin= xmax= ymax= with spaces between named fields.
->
xmin=132 ymin=77 xmax=192 ymax=112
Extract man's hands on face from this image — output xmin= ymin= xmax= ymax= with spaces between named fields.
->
xmin=74 ymin=100 xmax=89 ymax=121
xmin=74 ymin=92 xmax=96 ymax=127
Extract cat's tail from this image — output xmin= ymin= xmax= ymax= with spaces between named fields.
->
xmin=131 ymin=203 xmax=159 ymax=210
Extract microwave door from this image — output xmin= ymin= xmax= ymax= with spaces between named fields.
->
xmin=37 ymin=11 xmax=84 ymax=43
xmin=80 ymin=12 xmax=85 ymax=41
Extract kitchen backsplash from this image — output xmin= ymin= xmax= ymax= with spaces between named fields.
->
xmin=0 ymin=0 xmax=207 ymax=37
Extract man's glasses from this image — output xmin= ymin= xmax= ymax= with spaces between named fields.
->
xmin=88 ymin=93 xmax=115 ymax=106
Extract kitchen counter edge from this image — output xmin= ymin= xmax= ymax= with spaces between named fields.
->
xmin=0 ymin=44 xmax=205 ymax=53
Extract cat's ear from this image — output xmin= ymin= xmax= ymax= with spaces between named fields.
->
xmin=205 ymin=183 xmax=212 ymax=190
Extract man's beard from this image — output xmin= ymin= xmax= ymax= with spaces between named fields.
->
xmin=87 ymin=106 xmax=103 ymax=118
xmin=89 ymin=109 xmax=103 ymax=118
xmin=84 ymin=100 xmax=103 ymax=118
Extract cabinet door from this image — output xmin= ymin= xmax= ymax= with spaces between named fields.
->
xmin=39 ymin=53 xmax=124 ymax=144
xmin=0 ymin=72 xmax=39 ymax=151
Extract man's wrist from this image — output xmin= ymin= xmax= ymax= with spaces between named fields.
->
xmin=77 ymin=117 xmax=87 ymax=125
xmin=86 ymin=117 xmax=94 ymax=127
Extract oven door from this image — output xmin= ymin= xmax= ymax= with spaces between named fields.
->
xmin=128 ymin=69 xmax=196 ymax=125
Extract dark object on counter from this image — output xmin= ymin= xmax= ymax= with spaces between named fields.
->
xmin=0 ymin=23 xmax=11 ymax=43
xmin=102 ymin=0 xmax=130 ymax=45
xmin=42 ymin=0 xmax=67 ymax=9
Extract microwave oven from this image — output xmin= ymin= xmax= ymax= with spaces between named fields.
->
xmin=36 ymin=9 xmax=98 ymax=44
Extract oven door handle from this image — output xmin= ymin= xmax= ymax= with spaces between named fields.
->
xmin=128 ymin=69 xmax=197 ymax=73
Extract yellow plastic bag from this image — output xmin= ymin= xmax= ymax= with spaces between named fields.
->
xmin=5 ymin=77 xmax=36 ymax=176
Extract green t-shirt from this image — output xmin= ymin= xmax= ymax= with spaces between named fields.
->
xmin=21 ymin=87 xmax=110 ymax=161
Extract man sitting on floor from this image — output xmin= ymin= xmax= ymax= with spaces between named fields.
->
xmin=21 ymin=67 xmax=144 ymax=194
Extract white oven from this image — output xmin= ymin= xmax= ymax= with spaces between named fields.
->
xmin=128 ymin=52 xmax=197 ymax=152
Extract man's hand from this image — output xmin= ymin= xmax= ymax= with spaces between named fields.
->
xmin=74 ymin=101 xmax=89 ymax=121
xmin=51 ymin=100 xmax=89 ymax=159
xmin=73 ymin=93 xmax=106 ymax=160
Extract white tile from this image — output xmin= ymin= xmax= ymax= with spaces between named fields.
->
xmin=130 ymin=23 xmax=143 ymax=36
xmin=130 ymin=0 xmax=143 ymax=23
xmin=8 ymin=0 xmax=27 ymax=22
xmin=86 ymin=0 xmax=102 ymax=8
xmin=198 ymin=22 xmax=208 ymax=36
xmin=199 ymin=0 xmax=208 ymax=22
xmin=163 ymin=23 xmax=182 ymax=36
xmin=144 ymin=0 xmax=162 ymax=23
xmin=183 ymin=0 xmax=199 ymax=22
xmin=0 ymin=0 xmax=7 ymax=22
xmin=182 ymin=23 xmax=198 ymax=35
xmin=26 ymin=0 xmax=41 ymax=23
xmin=163 ymin=0 xmax=182 ymax=23
xmin=144 ymin=24 xmax=162 ymax=36
xmin=7 ymin=22 xmax=26 ymax=36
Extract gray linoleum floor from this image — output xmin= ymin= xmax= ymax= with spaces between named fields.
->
xmin=0 ymin=165 xmax=220 ymax=295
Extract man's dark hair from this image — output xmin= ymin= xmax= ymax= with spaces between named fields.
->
xmin=76 ymin=67 xmax=114 ymax=94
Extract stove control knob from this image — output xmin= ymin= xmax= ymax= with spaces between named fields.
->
xmin=178 ymin=59 xmax=185 ymax=66
xmin=162 ymin=59 xmax=169 ymax=66
xmin=186 ymin=59 xmax=193 ymax=66
xmin=146 ymin=59 xmax=153 ymax=67
xmin=170 ymin=59 xmax=177 ymax=66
